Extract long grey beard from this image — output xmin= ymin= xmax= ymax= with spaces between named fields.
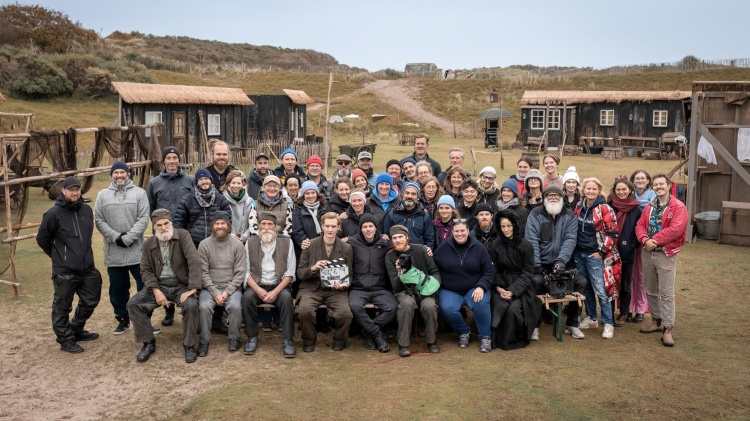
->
xmin=260 ymin=230 xmax=277 ymax=245
xmin=545 ymin=200 xmax=564 ymax=217
xmin=156 ymin=228 xmax=173 ymax=242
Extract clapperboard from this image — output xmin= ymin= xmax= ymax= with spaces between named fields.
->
xmin=319 ymin=258 xmax=350 ymax=288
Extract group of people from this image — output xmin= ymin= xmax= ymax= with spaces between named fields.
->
xmin=37 ymin=134 xmax=687 ymax=363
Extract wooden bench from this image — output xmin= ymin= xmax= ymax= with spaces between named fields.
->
xmin=537 ymin=293 xmax=585 ymax=342
xmin=617 ymin=136 xmax=664 ymax=159
xmin=526 ymin=132 xmax=548 ymax=152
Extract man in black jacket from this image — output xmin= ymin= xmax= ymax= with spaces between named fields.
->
xmin=36 ymin=176 xmax=103 ymax=354
xmin=246 ymin=152 xmax=270 ymax=200
xmin=205 ymin=141 xmax=236 ymax=190
xmin=406 ymin=133 xmax=441 ymax=177
xmin=347 ymin=214 xmax=397 ymax=353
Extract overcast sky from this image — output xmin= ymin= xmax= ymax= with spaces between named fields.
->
xmin=11 ymin=0 xmax=750 ymax=72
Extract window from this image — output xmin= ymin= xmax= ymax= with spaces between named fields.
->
xmin=653 ymin=110 xmax=668 ymax=127
xmin=145 ymin=111 xmax=162 ymax=137
xmin=530 ymin=109 xmax=545 ymax=130
xmin=172 ymin=112 xmax=185 ymax=139
xmin=208 ymin=114 xmax=221 ymax=135
xmin=600 ymin=110 xmax=614 ymax=126
xmin=547 ymin=109 xmax=560 ymax=130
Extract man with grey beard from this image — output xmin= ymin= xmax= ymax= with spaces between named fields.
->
xmin=197 ymin=211 xmax=247 ymax=356
xmin=525 ymin=186 xmax=587 ymax=340
xmin=241 ymin=212 xmax=296 ymax=357
xmin=127 ymin=209 xmax=201 ymax=363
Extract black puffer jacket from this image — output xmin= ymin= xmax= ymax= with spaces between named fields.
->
xmin=246 ymin=170 xmax=266 ymax=200
xmin=173 ymin=187 xmax=231 ymax=248
xmin=328 ymin=193 xmax=349 ymax=214
xmin=36 ymin=195 xmax=96 ymax=276
xmin=146 ymin=168 xmax=194 ymax=215
xmin=340 ymin=205 xmax=374 ymax=238
xmin=292 ymin=202 xmax=330 ymax=248
xmin=347 ymin=229 xmax=391 ymax=292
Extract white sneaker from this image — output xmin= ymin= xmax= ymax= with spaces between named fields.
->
xmin=531 ymin=328 xmax=539 ymax=341
xmin=565 ymin=326 xmax=585 ymax=339
xmin=579 ymin=317 xmax=598 ymax=329
xmin=602 ymin=324 xmax=614 ymax=339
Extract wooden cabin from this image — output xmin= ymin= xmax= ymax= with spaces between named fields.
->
xmin=112 ymin=82 xmax=254 ymax=162
xmin=247 ymin=89 xmax=315 ymax=143
xmin=517 ymin=91 xmax=691 ymax=149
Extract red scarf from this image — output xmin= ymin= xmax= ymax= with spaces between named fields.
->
xmin=611 ymin=196 xmax=640 ymax=235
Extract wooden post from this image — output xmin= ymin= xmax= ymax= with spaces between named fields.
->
xmin=473 ymin=120 xmax=476 ymax=139
xmin=324 ymin=72 xmax=333 ymax=177
xmin=499 ymin=97 xmax=504 ymax=170
xmin=561 ymin=102 xmax=568 ymax=154
xmin=2 ymin=139 xmax=18 ymax=298
xmin=686 ymin=92 xmax=701 ymax=242
xmin=453 ymin=117 xmax=457 ymax=139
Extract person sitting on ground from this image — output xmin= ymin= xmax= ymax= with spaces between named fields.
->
xmin=197 ymin=211 xmax=246 ymax=357
xmin=497 ymin=178 xmax=528 ymax=235
xmin=241 ymin=212 xmax=297 ymax=357
xmin=347 ymin=214 xmax=397 ymax=353
xmin=127 ymin=209 xmax=201 ymax=363
xmin=489 ymin=210 xmax=539 ymax=350
xmin=296 ymin=212 xmax=354 ymax=352
xmin=383 ymin=181 xmax=435 ymax=249
xmin=525 ymin=185 xmax=586 ymax=340
xmin=434 ymin=219 xmax=495 ymax=353
xmin=385 ymin=225 xmax=441 ymax=357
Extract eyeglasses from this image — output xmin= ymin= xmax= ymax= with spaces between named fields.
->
xmin=337 ymin=161 xmax=351 ymax=166
xmin=481 ymin=175 xmax=496 ymax=181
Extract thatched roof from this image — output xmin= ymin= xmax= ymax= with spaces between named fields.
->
xmin=521 ymin=90 xmax=692 ymax=105
xmin=283 ymin=89 xmax=315 ymax=105
xmin=112 ymin=82 xmax=254 ymax=105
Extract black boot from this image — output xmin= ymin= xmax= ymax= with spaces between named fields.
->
xmin=137 ymin=339 xmax=156 ymax=362
xmin=184 ymin=345 xmax=198 ymax=363
xmin=161 ymin=304 xmax=175 ymax=326
xmin=373 ymin=329 xmax=390 ymax=353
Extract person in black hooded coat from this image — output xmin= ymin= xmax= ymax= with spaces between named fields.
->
xmin=488 ymin=210 xmax=540 ymax=350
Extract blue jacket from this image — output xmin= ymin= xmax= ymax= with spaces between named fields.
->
xmin=434 ymin=236 xmax=494 ymax=295
xmin=383 ymin=201 xmax=435 ymax=250
xmin=173 ymin=187 xmax=232 ymax=248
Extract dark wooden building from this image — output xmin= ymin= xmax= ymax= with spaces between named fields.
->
xmin=247 ymin=89 xmax=315 ymax=142
xmin=517 ymin=91 xmax=691 ymax=148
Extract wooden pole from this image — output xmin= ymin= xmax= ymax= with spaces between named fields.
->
xmin=2 ymin=139 xmax=18 ymax=298
xmin=0 ymin=123 xmax=163 ymax=140
xmin=499 ymin=97 xmax=505 ymax=170
xmin=0 ymin=161 xmax=152 ymax=188
xmin=0 ymin=222 xmax=41 ymax=234
xmin=453 ymin=117 xmax=457 ymax=139
xmin=324 ymin=72 xmax=333 ymax=177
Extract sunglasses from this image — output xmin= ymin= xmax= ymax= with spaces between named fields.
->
xmin=337 ymin=161 xmax=351 ymax=166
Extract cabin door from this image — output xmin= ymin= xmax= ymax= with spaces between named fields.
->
xmin=172 ymin=111 xmax=186 ymax=158
xmin=570 ymin=109 xmax=577 ymax=145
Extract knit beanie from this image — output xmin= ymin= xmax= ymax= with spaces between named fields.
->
xmin=542 ymin=185 xmax=564 ymax=198
xmin=475 ymin=203 xmax=494 ymax=215
xmin=375 ymin=173 xmax=393 ymax=187
xmin=280 ymin=148 xmax=298 ymax=160
xmin=195 ymin=168 xmax=212 ymax=185
xmin=563 ymin=166 xmax=580 ymax=184
xmin=300 ymin=180 xmax=319 ymax=196
xmin=524 ymin=169 xmax=544 ymax=189
xmin=162 ymin=146 xmax=179 ymax=162
xmin=386 ymin=159 xmax=401 ymax=170
xmin=359 ymin=213 xmax=379 ymax=230
xmin=500 ymin=178 xmax=519 ymax=196
xmin=307 ymin=154 xmax=323 ymax=167
xmin=389 ymin=224 xmax=409 ymax=239
xmin=349 ymin=190 xmax=367 ymax=202
xmin=110 ymin=160 xmax=129 ymax=176
xmin=151 ymin=208 xmax=172 ymax=224
xmin=479 ymin=166 xmax=497 ymax=177
xmin=400 ymin=157 xmax=417 ymax=167
xmin=258 ymin=212 xmax=278 ymax=225
xmin=351 ymin=169 xmax=367 ymax=182
xmin=437 ymin=194 xmax=456 ymax=209
xmin=402 ymin=181 xmax=420 ymax=196
xmin=211 ymin=210 xmax=231 ymax=224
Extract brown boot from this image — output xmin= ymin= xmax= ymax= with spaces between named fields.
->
xmin=614 ymin=313 xmax=627 ymax=327
xmin=639 ymin=318 xmax=662 ymax=333
xmin=661 ymin=327 xmax=675 ymax=347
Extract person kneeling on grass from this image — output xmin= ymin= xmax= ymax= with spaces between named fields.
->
xmin=127 ymin=209 xmax=201 ymax=363
xmin=197 ymin=211 xmax=247 ymax=357
xmin=433 ymin=219 xmax=495 ymax=353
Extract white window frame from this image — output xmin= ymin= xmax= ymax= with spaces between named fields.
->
xmin=600 ymin=109 xmax=614 ymax=126
xmin=547 ymin=109 xmax=560 ymax=130
xmin=144 ymin=111 xmax=162 ymax=137
xmin=530 ymin=109 xmax=545 ymax=130
xmin=207 ymin=114 xmax=221 ymax=136
xmin=653 ymin=110 xmax=668 ymax=128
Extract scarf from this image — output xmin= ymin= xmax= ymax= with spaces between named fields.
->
xmin=496 ymin=197 xmax=519 ymax=211
xmin=611 ymin=196 xmax=639 ymax=235
xmin=260 ymin=192 xmax=279 ymax=205
xmin=305 ymin=200 xmax=322 ymax=235
xmin=434 ymin=218 xmax=453 ymax=243
xmin=422 ymin=196 xmax=437 ymax=217
xmin=515 ymin=173 xmax=526 ymax=182
xmin=194 ymin=186 xmax=216 ymax=208
xmin=227 ymin=189 xmax=246 ymax=202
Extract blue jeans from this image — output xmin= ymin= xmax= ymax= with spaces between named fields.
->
xmin=575 ymin=251 xmax=614 ymax=326
xmin=439 ymin=288 xmax=491 ymax=338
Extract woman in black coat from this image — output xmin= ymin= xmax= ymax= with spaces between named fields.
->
xmin=488 ymin=210 xmax=540 ymax=350
xmin=292 ymin=181 xmax=330 ymax=252
xmin=608 ymin=178 xmax=642 ymax=325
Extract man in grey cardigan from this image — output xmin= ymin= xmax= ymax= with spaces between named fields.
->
xmin=197 ymin=211 xmax=247 ymax=356
xmin=94 ymin=160 xmax=150 ymax=335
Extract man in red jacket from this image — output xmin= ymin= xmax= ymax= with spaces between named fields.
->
xmin=634 ymin=173 xmax=687 ymax=347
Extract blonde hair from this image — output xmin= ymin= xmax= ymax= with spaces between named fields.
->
xmin=581 ymin=177 xmax=604 ymax=195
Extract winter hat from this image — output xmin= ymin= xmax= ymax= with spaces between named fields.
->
xmin=62 ymin=176 xmax=81 ymax=189
xmin=151 ymin=208 xmax=172 ymax=224
xmin=400 ymin=157 xmax=417 ymax=167
xmin=349 ymin=189 xmax=367 ymax=202
xmin=300 ymin=180 xmax=319 ymax=196
xmin=211 ymin=210 xmax=231 ymax=224
xmin=479 ymin=166 xmax=497 ymax=177
xmin=437 ymin=194 xmax=456 ymax=209
xmin=263 ymin=175 xmax=281 ymax=186
xmin=195 ymin=168 xmax=212 ymax=185
xmin=375 ymin=173 xmax=393 ymax=187
xmin=524 ymin=169 xmax=544 ymax=189
xmin=280 ymin=148 xmax=298 ymax=160
xmin=389 ymin=224 xmax=409 ymax=239
xmin=563 ymin=166 xmax=580 ymax=184
xmin=258 ymin=212 xmax=278 ymax=225
xmin=162 ymin=146 xmax=180 ymax=162
xmin=110 ymin=160 xmax=130 ymax=176
xmin=500 ymin=178 xmax=519 ymax=196
xmin=359 ymin=213 xmax=379 ymax=230
xmin=542 ymin=185 xmax=564 ymax=198
xmin=307 ymin=155 xmax=324 ymax=167
xmin=402 ymin=181 xmax=420 ymax=196
xmin=475 ymin=203 xmax=494 ymax=216
xmin=336 ymin=154 xmax=352 ymax=163
xmin=386 ymin=159 xmax=401 ymax=170
xmin=351 ymin=169 xmax=367 ymax=182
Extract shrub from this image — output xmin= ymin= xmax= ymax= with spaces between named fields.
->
xmin=83 ymin=67 xmax=114 ymax=96
xmin=9 ymin=54 xmax=72 ymax=98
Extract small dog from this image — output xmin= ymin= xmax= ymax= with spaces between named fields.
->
xmin=396 ymin=253 xmax=439 ymax=297
xmin=397 ymin=254 xmax=413 ymax=276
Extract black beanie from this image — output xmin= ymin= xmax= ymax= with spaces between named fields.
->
xmin=162 ymin=146 xmax=180 ymax=162
xmin=110 ymin=160 xmax=129 ymax=176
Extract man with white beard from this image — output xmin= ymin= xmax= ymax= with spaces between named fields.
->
xmin=525 ymin=186 xmax=587 ymax=340
xmin=197 ymin=211 xmax=247 ymax=356
xmin=241 ymin=212 xmax=297 ymax=358
xmin=127 ymin=209 xmax=201 ymax=363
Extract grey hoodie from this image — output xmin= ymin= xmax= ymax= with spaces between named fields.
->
xmin=94 ymin=179 xmax=150 ymax=267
